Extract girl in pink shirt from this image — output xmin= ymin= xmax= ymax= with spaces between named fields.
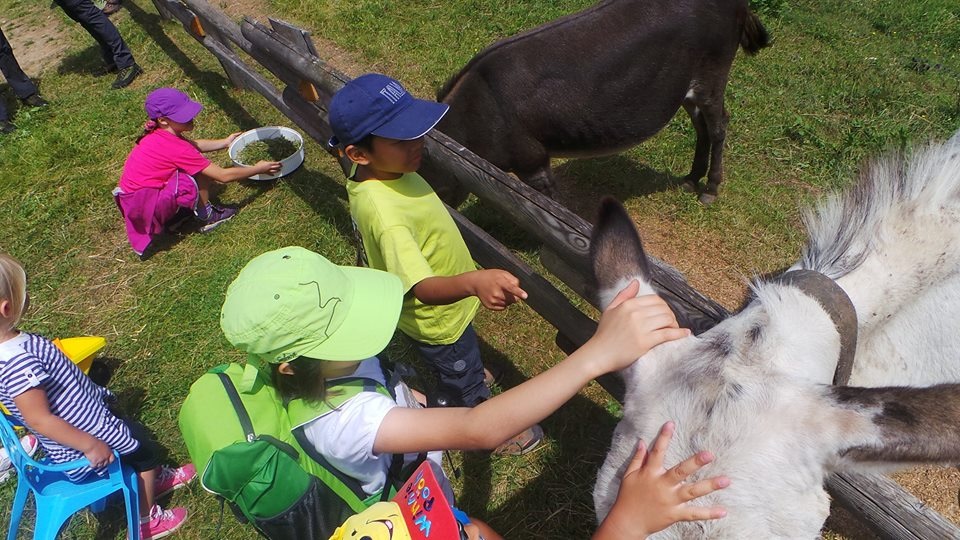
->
xmin=115 ymin=87 xmax=281 ymax=257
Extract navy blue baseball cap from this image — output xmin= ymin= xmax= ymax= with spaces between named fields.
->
xmin=327 ymin=73 xmax=449 ymax=147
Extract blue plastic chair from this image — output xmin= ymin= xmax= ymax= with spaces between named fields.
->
xmin=0 ymin=415 xmax=140 ymax=540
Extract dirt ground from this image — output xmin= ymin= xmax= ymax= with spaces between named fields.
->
xmin=4 ymin=0 xmax=957 ymax=537
xmin=1 ymin=8 xmax=73 ymax=78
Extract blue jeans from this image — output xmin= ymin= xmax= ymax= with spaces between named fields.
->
xmin=410 ymin=324 xmax=490 ymax=407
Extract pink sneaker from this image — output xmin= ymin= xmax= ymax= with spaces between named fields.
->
xmin=154 ymin=464 xmax=196 ymax=498
xmin=140 ymin=505 xmax=188 ymax=540
xmin=0 ymin=434 xmax=40 ymax=483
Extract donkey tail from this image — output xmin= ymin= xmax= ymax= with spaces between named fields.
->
xmin=740 ymin=10 xmax=771 ymax=55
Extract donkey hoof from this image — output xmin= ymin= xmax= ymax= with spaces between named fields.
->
xmin=698 ymin=192 xmax=717 ymax=205
xmin=680 ymin=179 xmax=699 ymax=193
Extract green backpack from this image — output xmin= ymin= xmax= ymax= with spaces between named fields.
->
xmin=178 ymin=363 xmax=414 ymax=539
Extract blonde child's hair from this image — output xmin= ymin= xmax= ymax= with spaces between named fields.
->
xmin=0 ymin=254 xmax=27 ymax=331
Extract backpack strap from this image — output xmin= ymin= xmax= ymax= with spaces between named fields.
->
xmin=292 ymin=426 xmax=371 ymax=507
xmin=382 ymin=451 xmax=430 ymax=502
xmin=288 ymin=373 xmax=422 ymax=505
xmin=217 ymin=372 xmax=256 ymax=442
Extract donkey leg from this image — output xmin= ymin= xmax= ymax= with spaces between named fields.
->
xmin=697 ymin=99 xmax=729 ymax=205
xmin=520 ymin=166 xmax=559 ymax=199
xmin=682 ymin=98 xmax=711 ymax=194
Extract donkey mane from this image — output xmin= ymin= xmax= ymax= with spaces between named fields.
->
xmin=435 ymin=0 xmax=618 ymax=101
xmin=798 ymin=140 xmax=960 ymax=280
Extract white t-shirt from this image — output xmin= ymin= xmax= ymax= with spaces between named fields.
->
xmin=300 ymin=358 xmax=450 ymax=498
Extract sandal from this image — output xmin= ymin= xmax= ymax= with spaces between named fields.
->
xmin=102 ymin=0 xmax=122 ymax=16
xmin=492 ymin=424 xmax=544 ymax=456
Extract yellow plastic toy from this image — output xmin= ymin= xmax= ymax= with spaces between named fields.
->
xmin=0 ymin=336 xmax=106 ymax=418
xmin=52 ymin=336 xmax=107 ymax=374
xmin=328 ymin=502 xmax=412 ymax=540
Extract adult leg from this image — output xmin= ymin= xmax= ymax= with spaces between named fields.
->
xmin=0 ymin=27 xmax=39 ymax=104
xmin=52 ymin=0 xmax=135 ymax=70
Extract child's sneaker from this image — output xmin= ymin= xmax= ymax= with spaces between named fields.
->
xmin=0 ymin=434 xmax=40 ymax=483
xmin=140 ymin=504 xmax=188 ymax=540
xmin=195 ymin=203 xmax=237 ymax=232
xmin=154 ymin=464 xmax=197 ymax=498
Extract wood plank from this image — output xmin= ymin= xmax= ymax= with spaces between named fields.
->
xmin=449 ymin=206 xmax=597 ymax=349
xmin=158 ymin=0 xmax=248 ymax=89
xmin=149 ymin=0 xmax=173 ymax=20
xmin=268 ymin=17 xmax=319 ymax=57
xmin=267 ymin=19 xmax=325 ymax=103
xmin=241 ymin=19 xmax=349 ymax=93
xmin=827 ymin=472 xmax=960 ymax=540
xmin=179 ymin=0 xmax=251 ymax=50
xmin=280 ymin=86 xmax=354 ymax=176
xmin=540 ymin=247 xmax=593 ymax=307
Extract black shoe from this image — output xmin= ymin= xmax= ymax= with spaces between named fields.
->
xmin=112 ymin=63 xmax=143 ymax=89
xmin=94 ymin=64 xmax=118 ymax=77
xmin=0 ymin=120 xmax=15 ymax=134
xmin=21 ymin=94 xmax=48 ymax=108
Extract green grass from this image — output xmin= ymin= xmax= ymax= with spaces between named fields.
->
xmin=0 ymin=0 xmax=958 ymax=538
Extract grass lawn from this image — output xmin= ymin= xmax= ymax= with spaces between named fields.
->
xmin=0 ymin=0 xmax=957 ymax=538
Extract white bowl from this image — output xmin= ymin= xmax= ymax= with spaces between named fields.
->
xmin=228 ymin=126 xmax=305 ymax=181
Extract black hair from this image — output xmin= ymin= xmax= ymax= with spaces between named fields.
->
xmin=350 ymin=134 xmax=375 ymax=152
xmin=270 ymin=356 xmax=328 ymax=404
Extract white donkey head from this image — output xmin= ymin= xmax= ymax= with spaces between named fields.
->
xmin=592 ymin=137 xmax=960 ymax=538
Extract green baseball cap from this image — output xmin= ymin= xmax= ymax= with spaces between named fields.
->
xmin=220 ymin=246 xmax=403 ymax=364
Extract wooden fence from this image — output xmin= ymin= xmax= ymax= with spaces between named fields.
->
xmin=147 ymin=1 xmax=959 ymax=537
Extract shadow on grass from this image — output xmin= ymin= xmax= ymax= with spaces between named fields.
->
xmin=278 ymin=165 xmax=356 ymax=239
xmin=451 ymin=155 xmax=686 ymax=255
xmin=121 ymin=1 xmax=261 ymax=131
xmin=556 ymin=155 xmax=686 ymax=220
xmin=463 ymin=395 xmax=618 ymax=538
xmin=56 ymin=44 xmax=108 ymax=77
xmin=449 ymin=339 xmax=620 ymax=538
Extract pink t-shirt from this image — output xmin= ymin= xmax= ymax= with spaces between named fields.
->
xmin=118 ymin=129 xmax=211 ymax=192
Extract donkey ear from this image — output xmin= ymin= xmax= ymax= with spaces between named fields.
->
xmin=828 ymin=384 xmax=960 ymax=465
xmin=590 ymin=197 xmax=653 ymax=308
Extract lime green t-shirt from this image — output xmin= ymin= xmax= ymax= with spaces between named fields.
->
xmin=346 ymin=172 xmax=480 ymax=345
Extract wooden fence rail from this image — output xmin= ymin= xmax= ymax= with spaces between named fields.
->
xmin=149 ymin=1 xmax=960 ymax=537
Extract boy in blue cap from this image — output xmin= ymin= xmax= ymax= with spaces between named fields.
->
xmin=328 ymin=73 xmax=542 ymax=455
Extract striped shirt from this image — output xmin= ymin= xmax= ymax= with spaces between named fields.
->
xmin=0 ymin=332 xmax=138 ymax=480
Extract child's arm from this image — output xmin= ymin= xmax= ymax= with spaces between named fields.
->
xmin=196 ymin=160 xmax=281 ymax=184
xmin=192 ymin=132 xmax=241 ymax=153
xmin=13 ymin=388 xmax=115 ymax=468
xmin=374 ymin=280 xmax=690 ymax=453
xmin=412 ymin=269 xmax=528 ymax=310
xmin=592 ymin=421 xmax=729 ymax=540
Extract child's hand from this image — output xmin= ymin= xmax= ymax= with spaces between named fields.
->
xmin=588 ymin=280 xmax=689 ymax=371
xmin=470 ymin=269 xmax=528 ymax=310
xmin=594 ymin=421 xmax=729 ymax=539
xmin=82 ymin=439 xmax=115 ymax=469
xmin=255 ymin=160 xmax=282 ymax=175
xmin=223 ymin=132 xmax=243 ymax=147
